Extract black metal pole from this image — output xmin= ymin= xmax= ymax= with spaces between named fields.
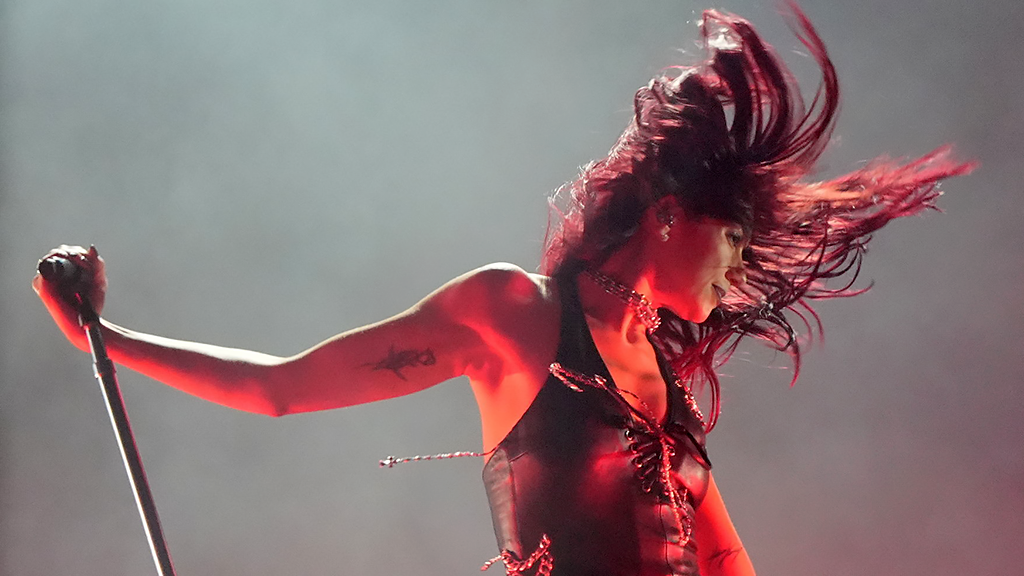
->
xmin=79 ymin=303 xmax=177 ymax=576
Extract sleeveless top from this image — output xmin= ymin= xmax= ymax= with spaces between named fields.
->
xmin=481 ymin=272 xmax=712 ymax=576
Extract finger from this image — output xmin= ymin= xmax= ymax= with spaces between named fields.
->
xmin=55 ymin=244 xmax=88 ymax=258
xmin=48 ymin=245 xmax=99 ymax=270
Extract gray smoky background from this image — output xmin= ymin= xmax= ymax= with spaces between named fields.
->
xmin=1 ymin=1 xmax=1022 ymax=575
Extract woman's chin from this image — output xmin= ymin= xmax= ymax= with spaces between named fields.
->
xmin=670 ymin=304 xmax=714 ymax=324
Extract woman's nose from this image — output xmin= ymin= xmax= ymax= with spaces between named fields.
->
xmin=726 ymin=265 xmax=747 ymax=287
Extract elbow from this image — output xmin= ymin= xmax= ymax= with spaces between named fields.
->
xmin=250 ymin=382 xmax=296 ymax=418
xmin=228 ymin=365 xmax=295 ymax=417
xmin=254 ymin=402 xmax=289 ymax=418
xmin=220 ymin=388 xmax=291 ymax=417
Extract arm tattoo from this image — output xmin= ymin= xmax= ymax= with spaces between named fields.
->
xmin=705 ymin=546 xmax=745 ymax=570
xmin=362 ymin=344 xmax=437 ymax=380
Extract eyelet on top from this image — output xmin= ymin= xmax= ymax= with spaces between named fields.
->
xmin=631 ymin=451 xmax=658 ymax=469
xmin=548 ymin=363 xmax=696 ymax=551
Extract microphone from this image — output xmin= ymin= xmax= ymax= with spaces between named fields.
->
xmin=38 ymin=255 xmax=84 ymax=286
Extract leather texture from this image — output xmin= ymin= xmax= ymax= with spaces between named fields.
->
xmin=482 ymin=272 xmax=711 ymax=576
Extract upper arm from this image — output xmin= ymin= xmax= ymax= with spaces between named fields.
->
xmin=693 ymin=473 xmax=756 ymax=576
xmin=263 ymin=263 xmax=536 ymax=415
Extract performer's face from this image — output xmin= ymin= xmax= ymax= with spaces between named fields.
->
xmin=651 ymin=215 xmax=748 ymax=323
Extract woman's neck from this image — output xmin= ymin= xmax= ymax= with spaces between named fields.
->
xmin=578 ymin=245 xmax=658 ymax=343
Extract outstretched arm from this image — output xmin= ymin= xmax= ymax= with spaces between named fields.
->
xmin=94 ymin=296 xmax=482 ymax=416
xmin=693 ymin=474 xmax=756 ymax=576
xmin=34 ymin=246 xmax=516 ymax=416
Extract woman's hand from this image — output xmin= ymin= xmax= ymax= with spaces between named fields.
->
xmin=32 ymin=244 xmax=107 ymax=351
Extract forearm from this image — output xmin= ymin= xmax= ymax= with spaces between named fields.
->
xmin=36 ymin=255 xmax=497 ymax=417
xmin=101 ymin=320 xmax=289 ymax=415
xmin=98 ymin=308 xmax=472 ymax=416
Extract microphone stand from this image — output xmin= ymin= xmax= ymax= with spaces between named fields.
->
xmin=75 ymin=295 xmax=177 ymax=576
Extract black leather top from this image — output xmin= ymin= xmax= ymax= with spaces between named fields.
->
xmin=482 ymin=272 xmax=712 ymax=576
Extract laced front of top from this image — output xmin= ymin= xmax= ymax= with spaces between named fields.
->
xmin=479 ymin=272 xmax=712 ymax=576
xmin=381 ymin=271 xmax=712 ymax=576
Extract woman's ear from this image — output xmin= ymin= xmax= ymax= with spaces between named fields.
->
xmin=647 ymin=196 xmax=683 ymax=242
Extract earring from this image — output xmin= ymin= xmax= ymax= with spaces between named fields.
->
xmin=656 ymin=209 xmax=674 ymax=242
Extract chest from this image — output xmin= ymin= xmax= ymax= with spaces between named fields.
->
xmin=587 ymin=329 xmax=669 ymax=423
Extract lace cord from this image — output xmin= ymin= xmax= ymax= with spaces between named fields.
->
xmin=658 ymin=435 xmax=694 ymax=548
xmin=548 ymin=362 xmax=697 ymax=550
xmin=669 ymin=374 xmax=707 ymax=430
xmin=550 ymin=362 xmax=704 ymax=430
xmin=549 ymin=362 xmax=608 ymax=393
xmin=379 ymin=449 xmax=492 ymax=468
xmin=481 ymin=534 xmax=554 ymax=576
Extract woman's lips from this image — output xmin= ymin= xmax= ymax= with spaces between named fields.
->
xmin=713 ymin=284 xmax=727 ymax=302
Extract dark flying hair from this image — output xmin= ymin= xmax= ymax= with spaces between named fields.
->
xmin=541 ymin=5 xmax=975 ymax=430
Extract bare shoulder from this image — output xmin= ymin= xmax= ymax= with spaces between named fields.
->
xmin=453 ymin=262 xmax=550 ymax=296
xmin=424 ymin=262 xmax=561 ymax=383
xmin=435 ymin=264 xmax=562 ymax=450
xmin=425 ymin=262 xmax=558 ymax=321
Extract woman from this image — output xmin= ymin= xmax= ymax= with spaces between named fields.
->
xmin=34 ymin=6 xmax=971 ymax=576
